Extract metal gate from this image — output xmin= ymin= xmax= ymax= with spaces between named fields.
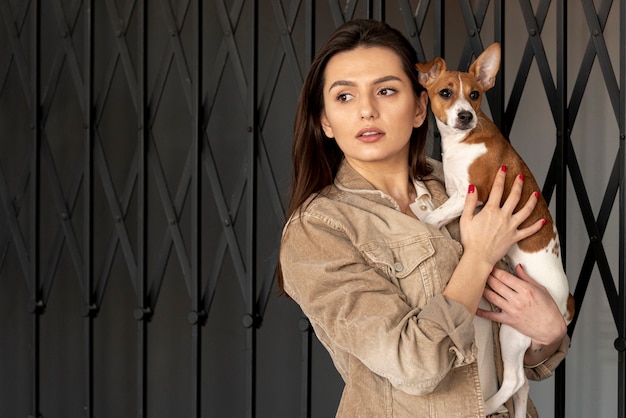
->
xmin=0 ymin=1 xmax=624 ymax=417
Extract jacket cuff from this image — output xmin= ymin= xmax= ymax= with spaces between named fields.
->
xmin=524 ymin=334 xmax=571 ymax=381
xmin=418 ymin=294 xmax=477 ymax=367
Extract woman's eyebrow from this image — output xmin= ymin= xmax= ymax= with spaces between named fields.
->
xmin=327 ymin=75 xmax=403 ymax=92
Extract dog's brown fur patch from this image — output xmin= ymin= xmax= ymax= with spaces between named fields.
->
xmin=464 ymin=111 xmax=557 ymax=253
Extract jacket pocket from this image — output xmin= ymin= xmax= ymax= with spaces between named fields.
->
xmin=361 ymin=236 xmax=435 ymax=278
xmin=360 ymin=235 xmax=462 ymax=307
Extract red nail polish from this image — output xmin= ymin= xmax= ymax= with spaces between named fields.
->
xmin=468 ymin=184 xmax=475 ymax=193
xmin=519 ymin=173 xmax=525 ymax=180
xmin=534 ymin=191 xmax=540 ymax=198
xmin=541 ymin=219 xmax=547 ymax=226
xmin=501 ymin=165 xmax=507 ymax=172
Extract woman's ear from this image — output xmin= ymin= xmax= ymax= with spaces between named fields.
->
xmin=413 ymin=90 xmax=429 ymax=128
xmin=320 ymin=112 xmax=335 ymax=138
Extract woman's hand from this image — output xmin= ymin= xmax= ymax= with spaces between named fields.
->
xmin=443 ymin=166 xmax=546 ymax=314
xmin=476 ymin=264 xmax=567 ymax=365
xmin=460 ymin=166 xmax=545 ymax=267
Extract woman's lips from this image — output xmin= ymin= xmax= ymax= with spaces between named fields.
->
xmin=356 ymin=128 xmax=384 ymax=142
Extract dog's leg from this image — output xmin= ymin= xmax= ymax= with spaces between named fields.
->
xmin=512 ymin=377 xmax=529 ymax=418
xmin=484 ymin=324 xmax=531 ymax=416
xmin=423 ymin=192 xmax=467 ymax=229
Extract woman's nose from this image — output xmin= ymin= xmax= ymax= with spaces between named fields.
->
xmin=359 ymin=95 xmax=378 ymax=119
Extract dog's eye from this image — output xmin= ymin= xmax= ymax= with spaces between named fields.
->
xmin=438 ymin=89 xmax=452 ymax=99
xmin=470 ymin=91 xmax=479 ymax=100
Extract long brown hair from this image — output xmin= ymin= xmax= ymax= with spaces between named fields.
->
xmin=277 ymin=19 xmax=431 ymax=291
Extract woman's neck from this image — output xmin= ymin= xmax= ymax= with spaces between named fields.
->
xmin=344 ymin=159 xmax=416 ymax=215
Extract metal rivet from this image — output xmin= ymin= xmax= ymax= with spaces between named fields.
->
xmin=242 ymin=314 xmax=255 ymax=328
xmin=27 ymin=300 xmax=45 ymax=314
xmin=298 ymin=317 xmax=311 ymax=332
xmin=81 ymin=304 xmax=98 ymax=318
xmin=394 ymin=262 xmax=404 ymax=272
xmin=188 ymin=310 xmax=206 ymax=325
xmin=134 ymin=307 xmax=152 ymax=321
xmin=529 ymin=28 xmax=537 ymax=36
xmin=242 ymin=314 xmax=261 ymax=328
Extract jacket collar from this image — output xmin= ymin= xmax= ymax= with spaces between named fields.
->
xmin=333 ymin=158 xmax=448 ymax=209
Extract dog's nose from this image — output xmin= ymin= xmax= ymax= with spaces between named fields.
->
xmin=458 ymin=111 xmax=473 ymax=124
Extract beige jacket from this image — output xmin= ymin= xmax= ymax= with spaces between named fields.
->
xmin=280 ymin=159 xmax=569 ymax=417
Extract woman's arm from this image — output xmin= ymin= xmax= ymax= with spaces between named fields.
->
xmin=280 ymin=213 xmax=477 ymax=396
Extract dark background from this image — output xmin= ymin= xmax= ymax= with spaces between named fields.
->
xmin=0 ymin=1 xmax=624 ymax=417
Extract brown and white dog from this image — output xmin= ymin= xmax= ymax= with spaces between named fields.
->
xmin=416 ymin=43 xmax=573 ymax=417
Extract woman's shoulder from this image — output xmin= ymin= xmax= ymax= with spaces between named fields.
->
xmin=284 ymin=186 xmax=343 ymax=226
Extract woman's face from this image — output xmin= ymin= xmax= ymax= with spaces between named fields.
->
xmin=320 ymin=46 xmax=427 ymax=171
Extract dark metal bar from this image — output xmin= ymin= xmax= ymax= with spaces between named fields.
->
xmin=376 ymin=0 xmax=384 ymax=21
xmin=435 ymin=0 xmax=444 ymax=59
xmin=299 ymin=318 xmax=312 ymax=418
xmin=431 ymin=0 xmax=444 ymax=159
xmin=568 ymin=155 xmax=620 ymax=336
xmin=618 ymin=1 xmax=626 ymax=416
xmin=303 ymin=4 xmax=315 ymax=414
xmin=83 ymin=0 xmax=95 ymax=416
xmin=136 ymin=1 xmax=150 ymax=417
xmin=493 ymin=0 xmax=504 ymax=135
xmin=365 ymin=0 xmax=373 ymax=19
xmin=504 ymin=0 xmax=551 ymax=137
xmin=245 ymin=1 xmax=259 ymax=417
xmin=190 ymin=0 xmax=204 ymax=416
xmin=30 ymin=1 xmax=42 ymax=417
xmin=554 ymin=1 xmax=567 ymax=417
xmin=305 ymin=0 xmax=315 ymax=69
xmin=518 ymin=0 xmax=558 ymax=123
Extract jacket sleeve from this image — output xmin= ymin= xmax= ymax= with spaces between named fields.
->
xmin=280 ymin=212 xmax=478 ymax=396
xmin=524 ymin=334 xmax=570 ymax=381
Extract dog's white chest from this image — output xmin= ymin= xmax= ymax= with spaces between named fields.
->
xmin=441 ymin=141 xmax=488 ymax=196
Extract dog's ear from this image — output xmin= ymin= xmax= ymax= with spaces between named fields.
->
xmin=469 ymin=43 xmax=501 ymax=91
xmin=415 ymin=57 xmax=446 ymax=88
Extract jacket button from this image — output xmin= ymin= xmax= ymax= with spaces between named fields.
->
xmin=394 ymin=262 xmax=404 ymax=272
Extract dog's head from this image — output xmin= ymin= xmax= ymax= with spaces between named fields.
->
xmin=415 ymin=43 xmax=501 ymax=134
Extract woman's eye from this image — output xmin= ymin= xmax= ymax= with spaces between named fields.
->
xmin=337 ymin=93 xmax=354 ymax=102
xmin=379 ymin=87 xmax=397 ymax=96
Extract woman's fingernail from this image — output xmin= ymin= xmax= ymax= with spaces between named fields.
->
xmin=501 ymin=165 xmax=507 ymax=172
xmin=541 ymin=219 xmax=547 ymax=226
xmin=519 ymin=173 xmax=525 ymax=180
xmin=534 ymin=191 xmax=540 ymax=198
xmin=468 ymin=184 xmax=475 ymax=193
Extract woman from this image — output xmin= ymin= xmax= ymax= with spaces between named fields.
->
xmin=278 ymin=19 xmax=568 ymax=417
